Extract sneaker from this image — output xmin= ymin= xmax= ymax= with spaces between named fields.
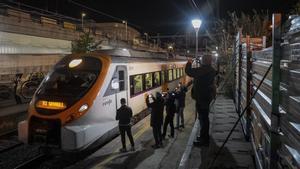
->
xmin=193 ymin=140 xmax=209 ymax=147
xmin=129 ymin=147 xmax=135 ymax=151
xmin=180 ymin=125 xmax=185 ymax=128
xmin=119 ymin=148 xmax=127 ymax=152
xmin=151 ymin=144 xmax=160 ymax=149
xmin=168 ymin=134 xmax=174 ymax=138
xmin=174 ymin=127 xmax=179 ymax=130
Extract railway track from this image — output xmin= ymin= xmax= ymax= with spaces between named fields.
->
xmin=0 ymin=131 xmax=23 ymax=154
xmin=14 ymin=154 xmax=47 ymax=169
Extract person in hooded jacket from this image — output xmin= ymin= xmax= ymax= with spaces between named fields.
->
xmin=175 ymin=82 xmax=188 ymax=129
xmin=185 ymin=55 xmax=217 ymax=146
xmin=146 ymin=92 xmax=164 ymax=148
xmin=162 ymin=89 xmax=176 ymax=139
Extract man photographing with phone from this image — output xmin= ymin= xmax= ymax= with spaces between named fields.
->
xmin=185 ymin=55 xmax=217 ymax=146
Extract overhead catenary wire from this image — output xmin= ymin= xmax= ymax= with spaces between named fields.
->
xmin=67 ymin=0 xmax=142 ymax=29
xmin=208 ymin=63 xmax=273 ymax=169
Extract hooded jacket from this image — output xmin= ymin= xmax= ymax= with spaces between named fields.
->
xmin=185 ymin=62 xmax=216 ymax=103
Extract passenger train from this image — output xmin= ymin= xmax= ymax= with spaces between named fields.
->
xmin=18 ymin=49 xmax=191 ymax=151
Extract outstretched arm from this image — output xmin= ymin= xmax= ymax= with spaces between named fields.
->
xmin=185 ymin=60 xmax=195 ymax=77
xmin=185 ymin=60 xmax=215 ymax=78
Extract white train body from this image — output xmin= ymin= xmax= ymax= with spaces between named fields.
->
xmin=18 ymin=49 xmax=190 ymax=151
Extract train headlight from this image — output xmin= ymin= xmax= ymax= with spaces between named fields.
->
xmin=69 ymin=59 xmax=82 ymax=68
xmin=79 ymin=104 xmax=88 ymax=112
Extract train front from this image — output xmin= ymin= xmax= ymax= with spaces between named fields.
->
xmin=18 ymin=54 xmax=109 ymax=151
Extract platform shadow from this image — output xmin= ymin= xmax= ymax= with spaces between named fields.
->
xmin=199 ymin=138 xmax=239 ymax=169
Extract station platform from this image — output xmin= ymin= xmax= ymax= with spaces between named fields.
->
xmin=67 ymin=95 xmax=254 ymax=169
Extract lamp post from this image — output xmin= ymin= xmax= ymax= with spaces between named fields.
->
xmin=191 ymin=19 xmax=202 ymax=61
xmin=81 ymin=12 xmax=86 ymax=30
xmin=144 ymin=32 xmax=148 ymax=44
xmin=122 ymin=20 xmax=128 ymax=41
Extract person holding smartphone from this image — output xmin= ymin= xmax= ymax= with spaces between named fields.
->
xmin=146 ymin=92 xmax=164 ymax=148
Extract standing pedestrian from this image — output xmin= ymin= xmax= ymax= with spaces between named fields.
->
xmin=185 ymin=55 xmax=217 ymax=146
xmin=146 ymin=92 xmax=164 ymax=148
xmin=116 ymin=98 xmax=135 ymax=152
xmin=162 ymin=89 xmax=176 ymax=139
xmin=175 ymin=82 xmax=187 ymax=129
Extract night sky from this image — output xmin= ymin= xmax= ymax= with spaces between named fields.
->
xmin=5 ymin=0 xmax=298 ymax=35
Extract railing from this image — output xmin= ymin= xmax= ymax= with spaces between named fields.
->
xmin=235 ymin=14 xmax=300 ymax=169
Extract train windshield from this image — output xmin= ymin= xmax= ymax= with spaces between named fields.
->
xmin=36 ymin=56 xmax=101 ymax=99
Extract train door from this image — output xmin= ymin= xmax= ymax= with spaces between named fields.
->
xmin=115 ymin=66 xmax=128 ymax=109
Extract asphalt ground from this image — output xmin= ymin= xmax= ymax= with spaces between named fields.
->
xmin=67 ymin=92 xmax=197 ymax=169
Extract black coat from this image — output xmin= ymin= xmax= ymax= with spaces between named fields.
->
xmin=165 ymin=92 xmax=176 ymax=116
xmin=176 ymin=86 xmax=187 ymax=107
xmin=116 ymin=105 xmax=133 ymax=126
xmin=146 ymin=97 xmax=164 ymax=126
xmin=185 ymin=62 xmax=216 ymax=103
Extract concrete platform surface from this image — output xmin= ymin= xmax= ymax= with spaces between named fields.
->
xmin=186 ymin=96 xmax=255 ymax=169
xmin=67 ymin=95 xmax=255 ymax=169
xmin=67 ymin=92 xmax=197 ymax=169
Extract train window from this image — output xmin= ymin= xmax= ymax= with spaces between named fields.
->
xmin=153 ymin=72 xmax=160 ymax=87
xmin=176 ymin=69 xmax=180 ymax=78
xmin=168 ymin=70 xmax=173 ymax=81
xmin=145 ymin=73 xmax=153 ymax=89
xmin=173 ymin=69 xmax=176 ymax=79
xmin=180 ymin=68 xmax=183 ymax=77
xmin=161 ymin=71 xmax=165 ymax=84
xmin=133 ymin=75 xmax=143 ymax=94
xmin=119 ymin=70 xmax=125 ymax=91
xmin=36 ymin=56 xmax=101 ymax=109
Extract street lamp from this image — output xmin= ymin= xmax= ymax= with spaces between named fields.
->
xmin=144 ymin=32 xmax=148 ymax=44
xmin=122 ymin=20 xmax=128 ymax=41
xmin=191 ymin=19 xmax=202 ymax=62
xmin=81 ymin=12 xmax=86 ymax=30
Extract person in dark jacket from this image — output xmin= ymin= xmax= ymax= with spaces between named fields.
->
xmin=185 ymin=55 xmax=217 ymax=146
xmin=162 ymin=90 xmax=176 ymax=139
xmin=175 ymin=82 xmax=187 ymax=129
xmin=116 ymin=98 xmax=135 ymax=152
xmin=146 ymin=92 xmax=164 ymax=148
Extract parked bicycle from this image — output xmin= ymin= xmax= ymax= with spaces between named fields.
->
xmin=20 ymin=72 xmax=45 ymax=99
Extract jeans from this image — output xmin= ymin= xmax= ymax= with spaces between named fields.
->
xmin=163 ymin=114 xmax=174 ymax=137
xmin=196 ymin=101 xmax=210 ymax=142
xmin=176 ymin=107 xmax=184 ymax=128
xmin=152 ymin=124 xmax=162 ymax=145
xmin=119 ymin=125 xmax=134 ymax=149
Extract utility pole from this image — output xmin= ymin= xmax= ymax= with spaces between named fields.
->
xmin=122 ymin=20 xmax=128 ymax=41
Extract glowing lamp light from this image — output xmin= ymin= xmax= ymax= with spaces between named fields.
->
xmin=69 ymin=59 xmax=82 ymax=68
xmin=192 ymin=19 xmax=202 ymax=31
xmin=36 ymin=100 xmax=66 ymax=110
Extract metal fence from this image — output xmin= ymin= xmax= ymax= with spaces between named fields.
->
xmin=235 ymin=14 xmax=300 ymax=169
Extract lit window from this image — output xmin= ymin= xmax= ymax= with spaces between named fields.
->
xmin=145 ymin=73 xmax=153 ymax=89
xmin=161 ymin=71 xmax=165 ymax=84
xmin=153 ymin=72 xmax=160 ymax=87
xmin=173 ymin=69 xmax=176 ymax=79
xmin=133 ymin=75 xmax=143 ymax=94
xmin=168 ymin=70 xmax=173 ymax=81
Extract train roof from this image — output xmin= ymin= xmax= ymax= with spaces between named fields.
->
xmin=93 ymin=48 xmax=188 ymax=63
